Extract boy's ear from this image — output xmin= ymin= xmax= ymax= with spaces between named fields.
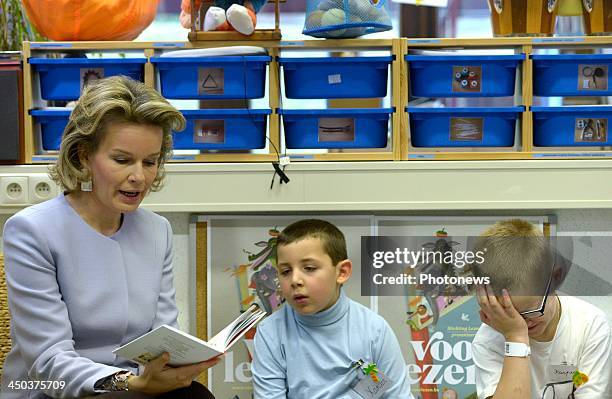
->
xmin=336 ymin=259 xmax=352 ymax=284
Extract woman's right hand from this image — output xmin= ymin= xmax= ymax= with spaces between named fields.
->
xmin=128 ymin=352 xmax=222 ymax=394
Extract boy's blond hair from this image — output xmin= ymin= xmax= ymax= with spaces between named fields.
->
xmin=277 ymin=219 xmax=348 ymax=266
xmin=471 ymin=219 xmax=552 ymax=295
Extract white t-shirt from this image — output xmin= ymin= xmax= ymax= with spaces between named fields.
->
xmin=472 ymin=295 xmax=612 ymax=399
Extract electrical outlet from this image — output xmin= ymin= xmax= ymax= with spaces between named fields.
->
xmin=0 ymin=176 xmax=28 ymax=205
xmin=28 ymin=174 xmax=58 ymax=204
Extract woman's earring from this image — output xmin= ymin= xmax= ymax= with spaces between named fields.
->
xmin=81 ymin=179 xmax=92 ymax=192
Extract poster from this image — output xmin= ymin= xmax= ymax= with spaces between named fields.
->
xmin=194 ymin=215 xmax=549 ymax=398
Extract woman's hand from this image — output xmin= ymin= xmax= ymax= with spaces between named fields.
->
xmin=476 ymin=285 xmax=529 ymax=343
xmin=128 ymin=352 xmax=222 ymax=394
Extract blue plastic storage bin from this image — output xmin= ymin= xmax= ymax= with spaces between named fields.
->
xmin=532 ymin=54 xmax=612 ymax=97
xmin=30 ymin=109 xmax=72 ymax=151
xmin=406 ymin=54 xmax=524 ymax=98
xmin=176 ymin=109 xmax=271 ymax=150
xmin=150 ymin=56 xmax=271 ymax=99
xmin=29 ymin=58 xmax=146 ymax=101
xmin=279 ymin=56 xmax=392 ymax=99
xmin=280 ymin=108 xmax=392 ymax=149
xmin=532 ymin=106 xmax=612 ymax=146
xmin=407 ymin=107 xmax=523 ymax=147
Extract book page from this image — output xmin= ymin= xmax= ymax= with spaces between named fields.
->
xmin=114 ymin=325 xmax=222 ymax=367
xmin=208 ymin=304 xmax=266 ymax=350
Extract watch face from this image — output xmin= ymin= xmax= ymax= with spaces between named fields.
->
xmin=583 ymin=0 xmax=593 ymax=12
xmin=114 ymin=371 xmax=132 ymax=391
xmin=548 ymin=0 xmax=557 ymax=13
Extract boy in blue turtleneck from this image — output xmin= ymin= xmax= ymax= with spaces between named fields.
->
xmin=252 ymin=219 xmax=413 ymax=399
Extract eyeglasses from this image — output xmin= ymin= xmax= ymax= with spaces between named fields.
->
xmin=541 ymin=380 xmax=576 ymax=399
xmin=518 ymin=270 xmax=553 ymax=319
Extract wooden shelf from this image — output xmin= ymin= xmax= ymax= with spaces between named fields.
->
xmin=21 ymin=37 xmax=612 ymax=164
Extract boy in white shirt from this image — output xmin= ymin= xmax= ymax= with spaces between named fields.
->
xmin=471 ymin=219 xmax=611 ymax=399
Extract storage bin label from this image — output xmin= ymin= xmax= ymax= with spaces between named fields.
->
xmin=450 ymin=117 xmax=484 ymax=141
xmin=318 ymin=118 xmax=355 ymax=142
xmin=194 ymin=120 xmax=225 ymax=144
xmin=578 ymin=65 xmax=608 ymax=91
xmin=452 ymin=66 xmax=481 ymax=93
xmin=199 ymin=68 xmax=225 ymax=95
xmin=328 ymin=74 xmax=342 ymax=85
xmin=80 ymin=68 xmax=104 ymax=93
xmin=574 ymin=118 xmax=607 ymax=143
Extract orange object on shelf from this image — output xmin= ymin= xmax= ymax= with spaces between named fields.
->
xmin=21 ymin=0 xmax=159 ymax=41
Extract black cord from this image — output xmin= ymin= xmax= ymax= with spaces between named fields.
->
xmin=243 ymin=54 xmax=289 ymax=189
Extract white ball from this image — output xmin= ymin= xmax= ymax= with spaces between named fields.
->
xmin=306 ymin=10 xmax=326 ymax=28
xmin=321 ymin=8 xmax=347 ymax=37
xmin=321 ymin=8 xmax=346 ymax=26
xmin=326 ymin=28 xmax=347 ymax=37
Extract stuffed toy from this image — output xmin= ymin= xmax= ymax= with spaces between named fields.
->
xmin=180 ymin=0 xmax=267 ymax=35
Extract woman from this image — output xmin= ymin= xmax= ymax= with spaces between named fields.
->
xmin=1 ymin=76 xmax=218 ymax=398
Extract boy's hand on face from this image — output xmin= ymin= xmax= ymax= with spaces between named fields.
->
xmin=476 ymin=285 xmax=529 ymax=343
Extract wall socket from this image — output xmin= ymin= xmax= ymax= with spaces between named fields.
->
xmin=28 ymin=174 xmax=58 ymax=204
xmin=0 ymin=176 xmax=29 ymax=205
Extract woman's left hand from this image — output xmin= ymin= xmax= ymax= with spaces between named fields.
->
xmin=128 ymin=352 xmax=222 ymax=394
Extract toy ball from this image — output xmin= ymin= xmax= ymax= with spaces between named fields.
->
xmin=321 ymin=8 xmax=347 ymax=37
xmin=348 ymin=0 xmax=373 ymax=18
xmin=307 ymin=10 xmax=326 ymax=27
xmin=322 ymin=8 xmax=346 ymax=27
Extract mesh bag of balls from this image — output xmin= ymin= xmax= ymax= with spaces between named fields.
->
xmin=303 ymin=0 xmax=392 ymax=39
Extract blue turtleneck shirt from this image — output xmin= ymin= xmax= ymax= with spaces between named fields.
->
xmin=252 ymin=290 xmax=413 ymax=398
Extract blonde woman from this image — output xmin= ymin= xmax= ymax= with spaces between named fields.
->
xmin=1 ymin=76 xmax=218 ymax=398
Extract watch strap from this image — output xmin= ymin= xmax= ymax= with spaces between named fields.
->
xmin=504 ymin=341 xmax=531 ymax=357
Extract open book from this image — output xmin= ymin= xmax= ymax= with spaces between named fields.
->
xmin=113 ymin=304 xmax=266 ymax=367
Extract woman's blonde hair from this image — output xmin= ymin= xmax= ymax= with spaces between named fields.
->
xmin=49 ymin=76 xmax=185 ymax=193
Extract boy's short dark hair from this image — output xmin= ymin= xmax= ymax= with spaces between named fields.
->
xmin=471 ymin=219 xmax=553 ymax=296
xmin=277 ymin=219 xmax=348 ymax=265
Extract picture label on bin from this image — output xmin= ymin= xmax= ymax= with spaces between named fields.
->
xmin=318 ymin=118 xmax=355 ymax=142
xmin=575 ymin=118 xmax=607 ymax=143
xmin=578 ymin=65 xmax=608 ymax=91
xmin=194 ymin=120 xmax=225 ymax=144
xmin=452 ymin=66 xmax=481 ymax=93
xmin=199 ymin=68 xmax=225 ymax=95
xmin=450 ymin=117 xmax=484 ymax=141
xmin=80 ymin=68 xmax=104 ymax=94
xmin=328 ymin=74 xmax=342 ymax=85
